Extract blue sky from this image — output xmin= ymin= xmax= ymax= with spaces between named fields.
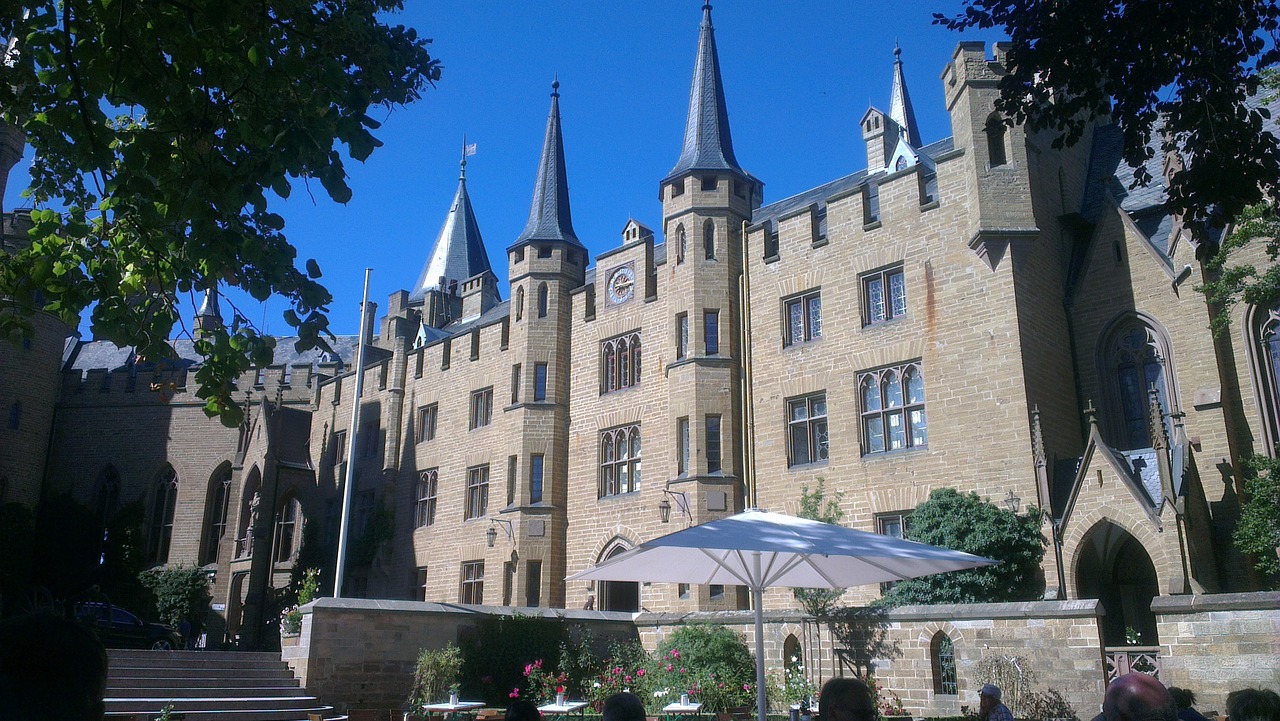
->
xmin=3 ymin=2 xmax=1004 ymax=338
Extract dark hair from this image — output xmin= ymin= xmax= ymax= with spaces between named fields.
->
xmin=818 ymin=677 xmax=874 ymax=721
xmin=603 ymin=691 xmax=647 ymax=721
xmin=1167 ymin=688 xmax=1196 ymax=711
xmin=1226 ymin=689 xmax=1280 ymax=721
xmin=0 ymin=612 xmax=109 ymax=721
xmin=507 ymin=699 xmax=543 ymax=721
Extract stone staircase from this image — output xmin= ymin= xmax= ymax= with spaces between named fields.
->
xmin=105 ymin=649 xmax=340 ymax=721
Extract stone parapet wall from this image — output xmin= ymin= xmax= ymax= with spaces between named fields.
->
xmin=1151 ymin=591 xmax=1280 ymax=712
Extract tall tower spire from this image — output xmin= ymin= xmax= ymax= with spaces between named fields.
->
xmin=511 ymin=79 xmax=581 ymax=249
xmin=889 ymin=42 xmax=921 ymax=148
xmin=195 ymin=285 xmax=222 ymax=333
xmin=409 ymin=140 xmax=495 ymax=303
xmin=664 ymin=3 xmax=746 ymax=183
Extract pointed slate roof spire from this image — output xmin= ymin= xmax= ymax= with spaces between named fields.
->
xmin=410 ymin=140 xmax=495 ymax=303
xmin=664 ymin=3 xmax=746 ymax=182
xmin=889 ymin=42 xmax=921 ymax=147
xmin=195 ymin=285 xmax=222 ymax=332
xmin=511 ymin=78 xmax=582 ymax=249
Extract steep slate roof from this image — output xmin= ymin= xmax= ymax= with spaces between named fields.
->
xmin=663 ymin=3 xmax=748 ymax=184
xmin=510 ymin=80 xmax=582 ymax=250
xmin=889 ymin=44 xmax=922 ymax=147
xmin=410 ymin=154 xmax=494 ymax=303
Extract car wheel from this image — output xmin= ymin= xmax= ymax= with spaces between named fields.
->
xmin=151 ymin=639 xmax=173 ymax=650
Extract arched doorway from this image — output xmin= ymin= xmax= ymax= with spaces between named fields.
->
xmin=1076 ymin=520 xmax=1159 ymax=646
xmin=599 ymin=544 xmax=639 ymax=612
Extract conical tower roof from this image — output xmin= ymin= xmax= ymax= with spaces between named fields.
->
xmin=889 ymin=43 xmax=921 ymax=147
xmin=664 ymin=3 xmax=746 ymax=183
xmin=410 ymin=150 xmax=494 ymax=303
xmin=511 ymin=80 xmax=581 ymax=250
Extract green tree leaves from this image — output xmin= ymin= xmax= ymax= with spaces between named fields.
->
xmin=0 ymin=1 xmax=440 ymax=425
xmin=1233 ymin=454 xmax=1280 ymax=585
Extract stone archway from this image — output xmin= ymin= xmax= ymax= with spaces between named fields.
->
xmin=1075 ymin=519 xmax=1160 ymax=646
xmin=599 ymin=543 xmax=639 ymax=612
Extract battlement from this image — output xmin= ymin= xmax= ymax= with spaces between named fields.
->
xmin=942 ymin=41 xmax=1012 ymax=111
xmin=59 ymin=361 xmax=337 ymax=407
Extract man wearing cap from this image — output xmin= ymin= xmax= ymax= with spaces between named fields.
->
xmin=980 ymin=684 xmax=1014 ymax=721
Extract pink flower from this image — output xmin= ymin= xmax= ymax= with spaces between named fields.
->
xmin=613 ymin=667 xmax=622 ymax=676
xmin=671 ymin=650 xmax=681 ymax=659
xmin=624 ymin=676 xmax=633 ymax=683
xmin=510 ymin=689 xmax=520 ymax=698
xmin=637 ymin=669 xmax=646 ymax=677
xmin=557 ymin=686 xmax=565 ymax=694
xmin=525 ymin=664 xmax=534 ymax=675
xmin=666 ymin=664 xmax=674 ymax=672
xmin=743 ymin=684 xmax=750 ymax=691
xmin=680 ymin=668 xmax=687 ymax=674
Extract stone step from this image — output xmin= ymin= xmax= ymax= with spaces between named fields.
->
xmin=104 ymin=706 xmax=338 ymax=721
xmin=107 ymin=684 xmax=305 ymax=698
xmin=109 ymin=675 xmax=300 ymax=689
xmin=108 ymin=653 xmax=288 ymax=671
xmin=109 ymin=665 xmax=297 ymax=680
xmin=104 ymin=694 xmax=322 ymax=713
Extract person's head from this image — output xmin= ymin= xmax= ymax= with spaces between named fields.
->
xmin=979 ymin=684 xmax=1003 ymax=715
xmin=507 ymin=699 xmax=542 ymax=721
xmin=1167 ymin=688 xmax=1196 ymax=711
xmin=1226 ymin=688 xmax=1280 ymax=721
xmin=603 ymin=691 xmax=646 ymax=721
xmin=1102 ymin=673 xmax=1177 ymax=721
xmin=0 ymin=612 xmax=109 ymax=721
xmin=818 ymin=677 xmax=875 ymax=721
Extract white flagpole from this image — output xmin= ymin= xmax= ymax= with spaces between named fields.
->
xmin=334 ymin=268 xmax=372 ymax=598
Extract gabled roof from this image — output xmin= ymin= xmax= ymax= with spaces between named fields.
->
xmin=510 ymin=80 xmax=582 ymax=250
xmin=411 ymin=155 xmax=494 ymax=303
xmin=1058 ymin=421 xmax=1166 ymax=531
xmin=663 ymin=3 xmax=749 ymax=184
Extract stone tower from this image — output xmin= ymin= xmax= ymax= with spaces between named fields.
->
xmin=505 ymin=80 xmax=587 ymax=607
xmin=658 ymin=2 xmax=758 ymax=582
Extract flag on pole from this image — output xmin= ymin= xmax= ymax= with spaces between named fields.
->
xmin=464 ymin=143 xmax=477 ymax=156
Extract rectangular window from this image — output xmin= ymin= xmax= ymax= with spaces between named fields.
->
xmin=676 ymin=313 xmax=689 ymax=360
xmin=465 ymin=465 xmax=489 ymax=520
xmin=599 ymin=424 xmax=642 ymax=497
xmin=415 ymin=566 xmax=428 ymax=602
xmin=507 ymin=455 xmax=517 ymax=506
xmin=416 ymin=404 xmax=438 ymax=444
xmin=787 ymin=392 xmax=829 ymax=466
xmin=534 ymin=363 xmax=547 ymax=401
xmin=355 ymin=490 xmax=375 ymax=536
xmin=709 ymin=584 xmax=725 ymax=599
xmin=460 ymin=560 xmax=484 ymax=605
xmin=530 ymin=454 xmax=544 ymax=504
xmin=332 ymin=430 xmax=347 ymax=466
xmin=537 ymin=245 xmax=552 ymax=259
xmin=877 ymin=512 xmax=912 ymax=539
xmin=503 ymin=561 xmax=515 ymax=606
xmin=602 ymin=331 xmax=642 ymax=393
xmin=764 ymin=222 xmax=780 ymax=260
xmin=360 ymin=421 xmax=379 ymax=458
xmin=415 ymin=469 xmax=438 ymax=528
xmin=704 ymin=310 xmax=719 ymax=355
xmin=526 ymin=561 xmax=543 ymax=607
xmin=705 ymin=415 xmax=722 ymax=473
xmin=677 ymin=417 xmax=690 ymax=476
xmin=784 ymin=290 xmax=822 ymax=346
xmin=678 ymin=583 xmax=690 ymax=600
xmin=470 ymin=387 xmax=493 ymax=429
xmin=864 ymin=181 xmax=881 ymax=225
xmin=470 ymin=330 xmax=480 ymax=361
xmin=859 ymin=362 xmax=927 ymax=454
xmin=511 ymin=364 xmax=521 ymax=404
xmin=863 ymin=266 xmax=907 ymax=326
xmin=441 ymin=338 xmax=451 ymax=370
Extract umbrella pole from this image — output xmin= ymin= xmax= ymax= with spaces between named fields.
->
xmin=753 ymin=553 xmax=767 ymax=721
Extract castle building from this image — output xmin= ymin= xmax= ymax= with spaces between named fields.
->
xmin=2 ymin=4 xmax=1276 ymax=662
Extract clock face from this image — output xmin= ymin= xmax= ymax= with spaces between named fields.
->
xmin=608 ymin=266 xmax=635 ymax=304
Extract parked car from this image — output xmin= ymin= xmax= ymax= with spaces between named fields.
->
xmin=75 ymin=602 xmax=183 ymax=650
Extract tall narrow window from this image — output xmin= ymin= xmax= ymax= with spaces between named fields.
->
xmin=860 ymin=362 xmax=927 ymax=454
xmin=704 ymin=310 xmax=720 ymax=355
xmin=416 ymin=404 xmax=438 ymax=443
xmin=416 ymin=469 xmax=438 ymax=528
xmin=863 ymin=182 xmax=881 ymax=225
xmin=677 ymin=417 xmax=690 ymax=475
xmin=507 ymin=455 xmax=517 ymax=506
xmin=599 ymin=424 xmax=642 ymax=497
xmin=787 ymin=393 xmax=829 ymax=466
xmin=466 ymin=465 xmax=489 ymax=520
xmin=274 ymin=494 xmax=301 ymax=562
xmin=986 ymin=115 xmax=1008 ymax=167
xmin=415 ymin=567 xmax=429 ymax=601
xmin=534 ymin=363 xmax=548 ymax=401
xmin=147 ymin=467 xmax=179 ymax=564
xmin=1104 ymin=319 xmax=1173 ymax=450
xmin=360 ymin=421 xmax=379 ymax=458
xmin=677 ymin=224 xmax=686 ymax=264
xmin=516 ymin=286 xmax=525 ymax=321
xmin=200 ymin=466 xmax=233 ymax=565
xmin=530 ymin=454 xmax=544 ymax=504
xmin=95 ymin=466 xmax=121 ymax=526
xmin=525 ymin=560 xmax=543 ymax=607
xmin=931 ymin=632 xmax=958 ymax=694
xmin=470 ymin=387 xmax=493 ymax=429
xmin=784 ymin=290 xmax=822 ymax=346
xmin=863 ymin=265 xmax=907 ymax=325
xmin=705 ymin=415 xmax=722 ymax=473
xmin=537 ymin=283 xmax=549 ymax=318
xmin=704 ymin=220 xmax=716 ymax=260
xmin=460 ymin=560 xmax=484 ymax=604
xmin=602 ymin=331 xmax=642 ymax=393
xmin=511 ymin=364 xmax=522 ymax=404
xmin=332 ymin=430 xmax=347 ymax=466
xmin=676 ymin=313 xmax=689 ymax=360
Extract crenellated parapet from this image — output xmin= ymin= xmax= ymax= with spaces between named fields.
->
xmin=58 ymin=361 xmax=336 ymax=407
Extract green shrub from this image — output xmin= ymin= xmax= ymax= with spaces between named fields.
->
xmin=408 ymin=644 xmax=463 ymax=709
xmin=138 ymin=565 xmax=211 ymax=629
xmin=1022 ymin=688 xmax=1078 ymax=721
xmin=654 ymin=625 xmax=756 ymax=713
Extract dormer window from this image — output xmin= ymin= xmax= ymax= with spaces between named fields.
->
xmin=538 ymin=246 xmax=552 ymax=259
xmin=514 ymin=247 xmax=525 ymax=263
xmin=671 ymin=179 xmax=685 ymax=198
xmin=701 ymin=176 xmax=718 ymax=191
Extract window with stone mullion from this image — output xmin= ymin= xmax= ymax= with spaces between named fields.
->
xmin=416 ymin=469 xmax=438 ymax=528
xmin=786 ymin=393 xmax=829 ymax=466
xmin=465 ymin=465 xmax=489 ymax=520
xmin=602 ymin=331 xmax=642 ymax=393
xmin=859 ymin=363 xmax=927 ymax=454
xmin=599 ymin=424 xmax=641 ymax=497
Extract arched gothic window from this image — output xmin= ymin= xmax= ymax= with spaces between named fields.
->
xmin=200 ymin=465 xmax=233 ymax=565
xmin=599 ymin=424 xmax=641 ymax=497
xmin=1247 ymin=304 xmax=1280 ymax=454
xmin=537 ymin=283 xmax=549 ymax=318
xmin=859 ymin=362 xmax=927 ymax=454
xmin=985 ymin=114 xmax=1007 ymax=167
xmin=602 ymin=331 xmax=642 ymax=393
xmin=146 ymin=466 xmax=179 ymax=564
xmin=703 ymin=220 xmax=716 ymax=260
xmin=1100 ymin=316 xmax=1176 ymax=450
xmin=599 ymin=542 xmax=639 ymax=612
xmin=930 ymin=632 xmax=957 ymax=694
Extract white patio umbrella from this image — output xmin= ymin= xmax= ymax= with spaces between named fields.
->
xmin=567 ymin=509 xmax=996 ymax=721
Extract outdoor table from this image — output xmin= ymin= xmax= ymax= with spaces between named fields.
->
xmin=662 ymin=700 xmax=703 ymax=721
xmin=538 ymin=699 xmax=589 ymax=721
xmin=424 ymin=700 xmax=486 ymax=721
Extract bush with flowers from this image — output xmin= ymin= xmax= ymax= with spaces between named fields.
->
xmin=280 ymin=567 xmax=320 ymax=635
xmin=521 ymin=658 xmax=571 ymax=704
xmin=858 ymin=673 xmax=908 ymax=719
xmin=651 ymin=625 xmax=757 ymax=713
xmin=781 ymin=654 xmax=817 ymax=706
